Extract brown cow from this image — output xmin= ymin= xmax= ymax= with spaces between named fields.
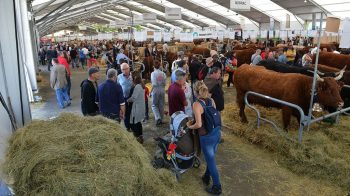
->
xmin=313 ymin=52 xmax=350 ymax=71
xmin=236 ymin=48 xmax=255 ymax=67
xmin=142 ymin=56 xmax=154 ymax=80
xmin=190 ymin=47 xmax=211 ymax=58
xmin=234 ymin=64 xmax=344 ymax=129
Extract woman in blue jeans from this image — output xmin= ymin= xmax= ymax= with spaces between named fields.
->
xmin=187 ymin=80 xmax=222 ymax=195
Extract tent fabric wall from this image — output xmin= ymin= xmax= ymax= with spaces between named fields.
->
xmin=0 ymin=0 xmax=32 ymax=163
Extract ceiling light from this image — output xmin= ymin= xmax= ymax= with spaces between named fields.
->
xmin=304 ymin=0 xmax=307 ymax=2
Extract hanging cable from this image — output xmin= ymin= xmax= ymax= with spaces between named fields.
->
xmin=0 ymin=91 xmax=17 ymax=131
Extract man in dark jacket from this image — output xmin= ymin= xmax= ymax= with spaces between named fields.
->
xmin=80 ymin=67 xmax=100 ymax=116
xmin=189 ymin=55 xmax=201 ymax=84
xmin=204 ymin=67 xmax=224 ymax=112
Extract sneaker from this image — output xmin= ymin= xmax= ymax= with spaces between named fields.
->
xmin=202 ymin=174 xmax=210 ymax=186
xmin=156 ymin=119 xmax=161 ymax=126
xmin=137 ymin=136 xmax=144 ymax=144
xmin=205 ymin=185 xmax=222 ymax=195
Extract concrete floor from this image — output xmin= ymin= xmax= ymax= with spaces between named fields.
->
xmin=28 ymin=68 xmax=344 ymax=195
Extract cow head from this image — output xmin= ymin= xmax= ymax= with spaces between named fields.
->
xmin=316 ymin=77 xmax=344 ymax=109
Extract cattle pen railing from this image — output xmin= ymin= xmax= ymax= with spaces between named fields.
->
xmin=244 ymin=91 xmax=350 ymax=143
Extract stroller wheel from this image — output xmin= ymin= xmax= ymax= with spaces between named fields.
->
xmin=193 ymin=156 xmax=201 ymax=168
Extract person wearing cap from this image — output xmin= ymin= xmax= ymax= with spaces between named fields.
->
xmin=96 ymin=69 xmax=125 ymax=122
xmin=171 ymin=51 xmax=185 ymax=72
xmin=80 ymin=67 xmax=100 ymax=116
xmin=204 ymin=67 xmax=224 ymax=112
xmin=171 ymin=60 xmax=187 ymax=83
xmin=168 ymin=70 xmax=188 ymax=116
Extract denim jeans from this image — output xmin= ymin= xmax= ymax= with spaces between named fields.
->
xmin=71 ymin=58 xmax=78 ymax=68
xmin=200 ymin=127 xmax=221 ymax=186
xmin=124 ymin=98 xmax=131 ymax=129
xmin=55 ymin=87 xmax=70 ymax=109
xmin=80 ymin=57 xmax=86 ymax=68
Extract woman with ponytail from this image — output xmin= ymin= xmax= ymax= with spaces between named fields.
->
xmin=186 ymin=81 xmax=222 ymax=195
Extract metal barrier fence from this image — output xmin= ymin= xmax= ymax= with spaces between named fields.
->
xmin=244 ymin=91 xmax=350 ymax=143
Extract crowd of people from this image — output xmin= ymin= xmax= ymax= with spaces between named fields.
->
xmin=46 ymin=36 xmax=346 ymax=195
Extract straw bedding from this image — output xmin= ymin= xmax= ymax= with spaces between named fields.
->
xmin=3 ymin=113 xmax=178 ymax=196
xmin=222 ymin=103 xmax=350 ymax=191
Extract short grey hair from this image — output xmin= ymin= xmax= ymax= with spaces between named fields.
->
xmin=175 ymin=70 xmax=186 ymax=81
xmin=107 ymin=68 xmax=118 ymax=79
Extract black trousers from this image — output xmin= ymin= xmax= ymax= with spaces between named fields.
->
xmin=227 ymin=72 xmax=234 ymax=87
xmin=66 ymin=76 xmax=71 ymax=97
xmin=145 ymin=98 xmax=149 ymax=119
xmin=131 ymin=119 xmax=143 ymax=138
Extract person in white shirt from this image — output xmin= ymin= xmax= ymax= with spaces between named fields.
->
xmin=171 ymin=51 xmax=184 ymax=72
xmin=82 ymin=47 xmax=89 ymax=56
xmin=162 ymin=42 xmax=169 ymax=56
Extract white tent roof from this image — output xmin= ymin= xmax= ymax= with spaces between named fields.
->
xmin=30 ymin=0 xmax=350 ymax=36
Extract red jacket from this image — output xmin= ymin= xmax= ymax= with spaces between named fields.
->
xmin=58 ymin=56 xmax=71 ymax=76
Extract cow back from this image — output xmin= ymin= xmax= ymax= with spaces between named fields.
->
xmin=234 ymin=64 xmax=312 ymax=112
xmin=315 ymin=52 xmax=350 ymax=71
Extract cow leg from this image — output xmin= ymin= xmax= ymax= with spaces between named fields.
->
xmin=281 ymin=106 xmax=292 ymax=130
xmin=237 ymin=92 xmax=248 ymax=123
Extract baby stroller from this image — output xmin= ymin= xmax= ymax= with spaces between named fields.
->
xmin=153 ymin=111 xmax=200 ymax=180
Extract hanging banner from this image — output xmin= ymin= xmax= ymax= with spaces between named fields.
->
xmin=229 ymin=31 xmax=236 ymax=39
xmin=143 ymin=13 xmax=157 ymax=23
xmin=134 ymin=15 xmax=143 ymax=25
xmin=217 ymin=31 xmax=224 ymax=41
xmin=230 ymin=0 xmax=250 ymax=11
xmin=193 ymin=31 xmax=213 ymax=39
xmin=154 ymin=32 xmax=162 ymax=42
xmin=340 ymin=17 xmax=350 ymax=48
xmin=116 ymin=20 xmax=126 ymax=28
xmin=286 ymin=14 xmax=290 ymax=29
xmin=163 ymin=32 xmax=172 ymax=42
xmin=78 ymin=25 xmax=87 ymax=30
xmin=180 ymin=32 xmax=192 ymax=42
xmin=260 ymin=30 xmax=267 ymax=38
xmin=280 ymin=30 xmax=287 ymax=40
xmin=269 ymin=17 xmax=274 ymax=30
xmin=110 ymin=21 xmax=117 ymax=28
xmin=165 ymin=8 xmax=181 ymax=20
xmin=135 ymin=31 xmax=147 ymax=42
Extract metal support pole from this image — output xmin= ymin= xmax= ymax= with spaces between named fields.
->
xmin=307 ymin=12 xmax=323 ymax=131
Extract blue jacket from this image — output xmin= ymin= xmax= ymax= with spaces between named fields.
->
xmin=96 ymin=80 xmax=125 ymax=116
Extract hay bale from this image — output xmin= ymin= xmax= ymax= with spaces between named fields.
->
xmin=3 ymin=113 xmax=178 ymax=196
xmin=222 ymin=103 xmax=350 ymax=191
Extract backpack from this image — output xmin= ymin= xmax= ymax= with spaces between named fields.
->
xmin=198 ymin=98 xmax=221 ymax=133
xmin=197 ymin=65 xmax=208 ymax=80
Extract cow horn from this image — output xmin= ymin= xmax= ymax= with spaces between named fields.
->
xmin=317 ymin=70 xmax=325 ymax=76
xmin=316 ymin=74 xmax=324 ymax=82
xmin=335 ymin=65 xmax=347 ymax=75
xmin=334 ymin=69 xmax=345 ymax=81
